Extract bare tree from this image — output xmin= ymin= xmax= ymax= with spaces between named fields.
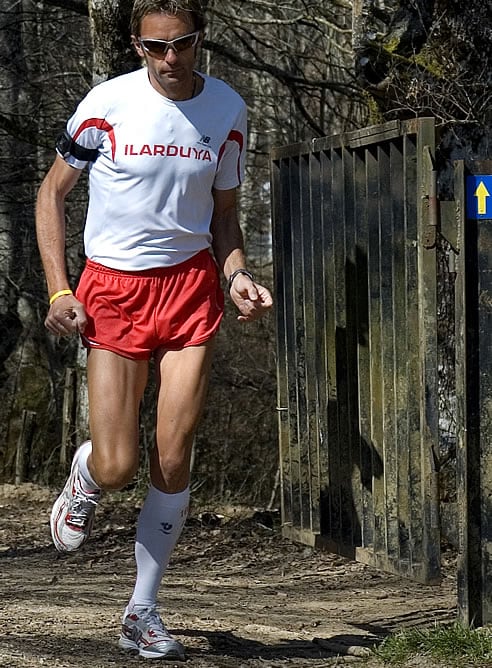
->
xmin=3 ymin=0 xmax=488 ymax=501
xmin=0 ymin=1 xmax=92 ymax=482
xmin=352 ymin=0 xmax=492 ymax=131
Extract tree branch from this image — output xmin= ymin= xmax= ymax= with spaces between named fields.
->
xmin=203 ymin=38 xmax=359 ymax=95
xmin=0 ymin=112 xmax=50 ymax=148
xmin=37 ymin=0 xmax=88 ymax=16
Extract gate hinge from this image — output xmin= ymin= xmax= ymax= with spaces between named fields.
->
xmin=439 ymin=200 xmax=460 ymax=253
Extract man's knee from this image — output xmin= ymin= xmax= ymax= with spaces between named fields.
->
xmin=151 ymin=448 xmax=191 ymax=493
xmin=91 ymin=450 xmax=139 ymax=490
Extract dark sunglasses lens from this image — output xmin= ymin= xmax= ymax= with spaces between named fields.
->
xmin=141 ymin=40 xmax=168 ymax=56
xmin=173 ymin=34 xmax=196 ymax=51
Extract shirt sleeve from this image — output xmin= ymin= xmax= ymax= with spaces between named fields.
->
xmin=57 ymin=85 xmax=112 ymax=170
xmin=213 ymin=100 xmax=247 ymax=191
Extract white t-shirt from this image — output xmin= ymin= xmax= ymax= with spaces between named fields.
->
xmin=60 ymin=67 xmax=247 ymax=270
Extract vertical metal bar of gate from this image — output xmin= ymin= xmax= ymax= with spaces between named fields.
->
xmin=271 ymin=118 xmax=441 ymax=584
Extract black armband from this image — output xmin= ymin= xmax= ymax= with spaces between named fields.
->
xmin=56 ymin=130 xmax=99 ymax=162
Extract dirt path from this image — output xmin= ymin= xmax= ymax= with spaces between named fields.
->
xmin=0 ymin=484 xmax=456 ymax=667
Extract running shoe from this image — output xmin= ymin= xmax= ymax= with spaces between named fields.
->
xmin=119 ymin=605 xmax=186 ymax=660
xmin=50 ymin=441 xmax=101 ymax=552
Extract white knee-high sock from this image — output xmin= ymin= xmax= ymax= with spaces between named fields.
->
xmin=76 ymin=441 xmax=100 ymax=493
xmin=130 ymin=485 xmax=189 ymax=609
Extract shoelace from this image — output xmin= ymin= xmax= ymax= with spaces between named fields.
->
xmin=139 ymin=607 xmax=171 ymax=639
xmin=67 ymin=486 xmax=100 ymax=528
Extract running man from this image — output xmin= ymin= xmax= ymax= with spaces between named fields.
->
xmin=35 ymin=0 xmax=272 ymax=659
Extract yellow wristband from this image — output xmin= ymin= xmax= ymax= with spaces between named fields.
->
xmin=49 ymin=289 xmax=73 ymax=305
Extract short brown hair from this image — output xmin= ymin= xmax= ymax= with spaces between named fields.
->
xmin=131 ymin=0 xmax=206 ymax=36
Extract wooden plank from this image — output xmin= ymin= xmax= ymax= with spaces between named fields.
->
xmin=287 ymin=157 xmax=304 ymax=531
xmin=318 ymin=149 xmax=335 ymax=536
xmin=331 ymin=148 xmax=349 ymax=546
xmin=312 ymin=121 xmax=401 ymax=153
xmin=402 ymin=133 xmax=426 ymax=579
xmin=343 ymin=146 xmax=363 ymax=549
xmin=390 ymin=138 xmax=412 ymax=567
xmin=378 ymin=141 xmax=400 ymax=561
xmin=294 ymin=154 xmax=312 ymax=533
xmin=353 ymin=147 xmax=375 ymax=549
xmin=366 ymin=144 xmax=386 ymax=558
xmin=274 ymin=120 xmax=417 ymax=161
xmin=416 ymin=119 xmax=440 ymax=583
xmin=320 ymin=149 xmax=339 ymax=538
xmin=271 ymin=157 xmax=293 ymax=528
xmin=331 ymin=147 xmax=353 ymax=547
xmin=454 ymin=160 xmax=469 ymax=623
xmin=299 ymin=152 xmax=320 ymax=534
xmin=270 ymin=140 xmax=311 ymax=161
xmin=307 ymin=151 xmax=324 ymax=534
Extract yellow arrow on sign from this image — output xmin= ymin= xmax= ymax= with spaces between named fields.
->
xmin=475 ymin=180 xmax=490 ymax=215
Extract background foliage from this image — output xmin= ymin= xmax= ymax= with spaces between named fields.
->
xmin=0 ymin=0 xmax=490 ymax=505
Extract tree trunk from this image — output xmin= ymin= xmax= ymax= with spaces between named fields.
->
xmin=0 ymin=1 xmax=48 ymax=481
xmin=88 ymin=0 xmax=140 ymax=83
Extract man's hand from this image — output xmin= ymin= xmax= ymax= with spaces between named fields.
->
xmin=44 ymin=294 xmax=88 ymax=337
xmin=229 ymin=274 xmax=273 ymax=322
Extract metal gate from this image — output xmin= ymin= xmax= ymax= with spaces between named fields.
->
xmin=271 ymin=116 xmax=492 ymax=623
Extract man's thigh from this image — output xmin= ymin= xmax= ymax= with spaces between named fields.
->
xmin=150 ymin=341 xmax=216 ymax=490
xmin=87 ymin=348 xmax=149 ymax=459
xmin=155 ymin=340 xmax=216 ymax=444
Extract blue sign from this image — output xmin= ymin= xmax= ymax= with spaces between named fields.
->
xmin=467 ymin=175 xmax=492 ymax=220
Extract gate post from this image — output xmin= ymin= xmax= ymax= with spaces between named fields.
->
xmin=455 ymin=159 xmax=492 ymax=626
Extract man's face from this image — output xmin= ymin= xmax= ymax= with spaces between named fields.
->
xmin=133 ymin=12 xmax=201 ymax=100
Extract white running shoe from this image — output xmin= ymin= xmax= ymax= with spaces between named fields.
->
xmin=119 ymin=605 xmax=186 ymax=660
xmin=50 ymin=442 xmax=101 ymax=552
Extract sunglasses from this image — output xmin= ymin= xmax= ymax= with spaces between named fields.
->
xmin=138 ymin=31 xmax=200 ymax=58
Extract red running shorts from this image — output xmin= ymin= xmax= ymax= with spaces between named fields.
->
xmin=76 ymin=249 xmax=224 ymax=360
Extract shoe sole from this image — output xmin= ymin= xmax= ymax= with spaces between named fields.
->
xmin=118 ymin=635 xmax=186 ymax=660
xmin=50 ymin=443 xmax=94 ymax=553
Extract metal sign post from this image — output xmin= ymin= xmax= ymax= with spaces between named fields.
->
xmin=456 ymin=160 xmax=492 ymax=626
